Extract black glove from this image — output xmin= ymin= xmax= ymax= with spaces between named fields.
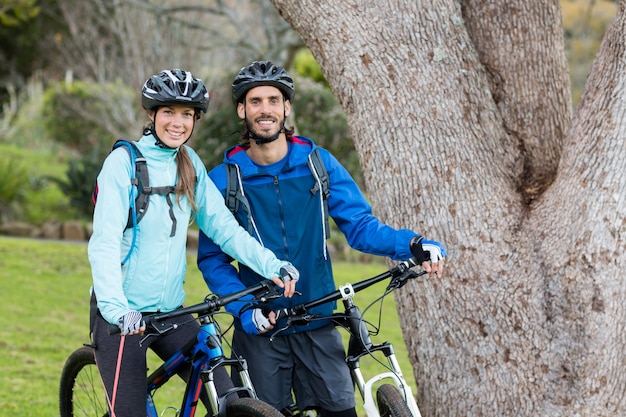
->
xmin=410 ymin=237 xmax=446 ymax=264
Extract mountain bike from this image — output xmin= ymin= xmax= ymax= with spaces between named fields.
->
xmin=59 ymin=279 xmax=286 ymax=417
xmin=268 ymin=258 xmax=426 ymax=417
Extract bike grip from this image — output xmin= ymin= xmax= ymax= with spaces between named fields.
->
xmin=274 ymin=308 xmax=288 ymax=321
xmin=108 ymin=323 xmax=121 ymax=335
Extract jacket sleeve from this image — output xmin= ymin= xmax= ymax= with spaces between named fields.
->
xmin=192 ymin=154 xmax=286 ymax=316
xmin=87 ymin=149 xmax=135 ymax=324
xmin=197 ymin=229 xmax=251 ymax=316
xmin=321 ymin=149 xmax=418 ymax=260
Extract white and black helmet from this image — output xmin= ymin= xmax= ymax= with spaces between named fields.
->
xmin=142 ymin=69 xmax=209 ymax=113
xmin=232 ymin=61 xmax=295 ymax=105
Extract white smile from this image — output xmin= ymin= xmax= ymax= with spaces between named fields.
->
xmin=167 ymin=130 xmax=185 ymax=138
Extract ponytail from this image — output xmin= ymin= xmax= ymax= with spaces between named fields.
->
xmin=175 ymin=146 xmax=197 ymax=217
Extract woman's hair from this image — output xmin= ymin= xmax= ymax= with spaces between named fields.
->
xmin=175 ymin=146 xmax=197 ymax=216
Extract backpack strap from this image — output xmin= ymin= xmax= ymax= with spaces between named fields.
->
xmin=307 ymin=148 xmax=331 ymax=239
xmin=111 ymin=140 xmax=149 ymax=230
xmin=112 ymin=140 xmax=177 ymax=235
xmin=225 ymin=163 xmax=255 ymax=234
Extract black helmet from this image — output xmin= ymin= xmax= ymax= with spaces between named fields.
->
xmin=232 ymin=61 xmax=295 ymax=105
xmin=142 ymin=69 xmax=209 ymax=113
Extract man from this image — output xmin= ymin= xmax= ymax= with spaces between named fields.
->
xmin=197 ymin=61 xmax=446 ymax=417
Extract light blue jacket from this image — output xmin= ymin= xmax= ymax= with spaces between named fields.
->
xmin=88 ymin=134 xmax=289 ymax=325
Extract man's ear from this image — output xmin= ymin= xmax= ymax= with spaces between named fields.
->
xmin=237 ymin=102 xmax=246 ymax=119
xmin=284 ymin=99 xmax=292 ymax=117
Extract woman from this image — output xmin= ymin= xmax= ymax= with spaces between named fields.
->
xmin=88 ymin=69 xmax=298 ymax=417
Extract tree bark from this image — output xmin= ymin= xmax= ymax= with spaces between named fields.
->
xmin=271 ymin=0 xmax=626 ymax=415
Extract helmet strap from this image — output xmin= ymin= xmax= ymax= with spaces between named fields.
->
xmin=248 ymin=126 xmax=284 ymax=145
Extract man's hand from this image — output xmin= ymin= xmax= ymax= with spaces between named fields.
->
xmin=240 ymin=308 xmax=275 ymax=335
xmin=410 ymin=237 xmax=446 ymax=276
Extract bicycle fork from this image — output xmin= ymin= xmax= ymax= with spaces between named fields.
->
xmin=339 ymin=285 xmax=422 ymax=417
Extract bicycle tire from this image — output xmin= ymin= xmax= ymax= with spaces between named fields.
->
xmin=226 ymin=397 xmax=285 ymax=417
xmin=59 ymin=346 xmax=109 ymax=417
xmin=376 ymin=384 xmax=414 ymax=417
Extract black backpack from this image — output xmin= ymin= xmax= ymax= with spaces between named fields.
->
xmin=92 ymin=140 xmax=177 ymax=264
xmin=224 ymin=148 xmax=331 ymax=238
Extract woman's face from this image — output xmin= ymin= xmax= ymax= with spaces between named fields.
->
xmin=150 ymin=105 xmax=196 ymax=148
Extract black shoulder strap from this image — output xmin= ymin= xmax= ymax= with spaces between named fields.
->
xmin=112 ymin=139 xmax=177 ymax=231
xmin=307 ymin=148 xmax=331 ymax=239
xmin=225 ymin=163 xmax=240 ymax=216
xmin=225 ymin=151 xmax=331 ymax=238
xmin=225 ymin=163 xmax=254 ymax=233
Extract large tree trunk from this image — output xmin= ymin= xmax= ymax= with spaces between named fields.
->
xmin=271 ymin=0 xmax=626 ymax=415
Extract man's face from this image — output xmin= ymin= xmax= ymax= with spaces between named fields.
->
xmin=238 ymin=85 xmax=291 ymax=141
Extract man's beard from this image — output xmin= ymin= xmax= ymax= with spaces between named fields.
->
xmin=246 ymin=115 xmax=284 ymax=143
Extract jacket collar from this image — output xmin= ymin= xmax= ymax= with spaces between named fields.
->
xmin=224 ymin=135 xmax=316 ymax=174
xmin=136 ymin=134 xmax=178 ymax=162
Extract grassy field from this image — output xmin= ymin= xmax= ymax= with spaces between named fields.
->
xmin=0 ymin=236 xmax=416 ymax=417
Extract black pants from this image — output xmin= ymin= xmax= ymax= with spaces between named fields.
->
xmin=91 ymin=310 xmax=233 ymax=417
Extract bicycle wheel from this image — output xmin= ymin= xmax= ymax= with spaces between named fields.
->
xmin=59 ymin=346 xmax=109 ymax=417
xmin=226 ymin=397 xmax=285 ymax=417
xmin=376 ymin=384 xmax=413 ymax=417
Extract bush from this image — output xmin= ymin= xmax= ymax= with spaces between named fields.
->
xmin=41 ymin=79 xmax=138 ymax=157
xmin=0 ymin=156 xmax=29 ymax=222
xmin=48 ymin=148 xmax=102 ymax=220
xmin=190 ymin=76 xmax=242 ymax=169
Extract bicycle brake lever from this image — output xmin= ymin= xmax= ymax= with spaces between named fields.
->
xmin=388 ymin=269 xmax=427 ymax=290
xmin=269 ymin=313 xmax=314 ymax=341
xmin=256 ymin=287 xmax=302 ymax=303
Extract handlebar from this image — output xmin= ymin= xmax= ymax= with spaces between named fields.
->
xmin=109 ymin=278 xmax=281 ymax=335
xmin=274 ymin=257 xmax=425 ymax=322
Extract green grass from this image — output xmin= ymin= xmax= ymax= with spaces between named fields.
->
xmin=0 ymin=236 xmax=416 ymax=417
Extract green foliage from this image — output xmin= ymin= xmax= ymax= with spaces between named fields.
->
xmin=0 ymin=143 xmax=80 ymax=224
xmin=41 ymin=79 xmax=135 ymax=156
xmin=48 ymin=148 xmax=102 ymax=220
xmin=293 ymin=77 xmax=363 ymax=187
xmin=293 ymin=48 xmax=328 ymax=86
xmin=0 ymin=0 xmax=40 ymax=27
xmin=561 ymin=0 xmax=618 ymax=104
xmin=191 ymin=76 xmax=242 ymax=169
xmin=0 ymin=156 xmax=29 ymax=222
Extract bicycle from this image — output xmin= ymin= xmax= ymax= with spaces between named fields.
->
xmin=266 ymin=257 xmax=427 ymax=417
xmin=59 ymin=279 xmax=287 ymax=417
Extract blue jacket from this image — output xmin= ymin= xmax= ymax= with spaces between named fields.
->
xmin=197 ymin=136 xmax=418 ymax=334
xmin=88 ymin=134 xmax=291 ymax=325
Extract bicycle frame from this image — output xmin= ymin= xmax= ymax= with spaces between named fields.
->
xmin=143 ymin=315 xmax=256 ymax=417
xmin=139 ymin=279 xmax=283 ymax=417
xmin=336 ymin=283 xmax=422 ymax=417
xmin=271 ymin=258 xmax=426 ymax=417
xmin=60 ymin=279 xmax=283 ymax=417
